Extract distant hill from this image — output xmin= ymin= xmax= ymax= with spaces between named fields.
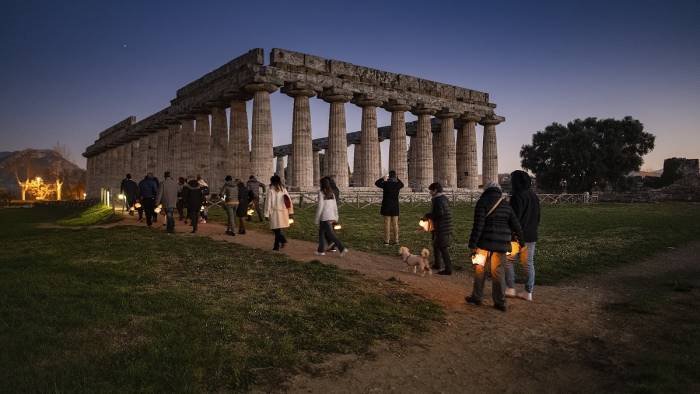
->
xmin=0 ymin=149 xmax=86 ymax=200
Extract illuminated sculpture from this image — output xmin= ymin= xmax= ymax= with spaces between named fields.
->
xmin=16 ymin=176 xmax=63 ymax=201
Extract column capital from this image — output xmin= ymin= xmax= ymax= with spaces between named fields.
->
xmin=461 ymin=111 xmax=482 ymax=123
xmin=435 ymin=109 xmax=460 ymax=119
xmin=352 ymin=94 xmax=383 ymax=108
xmin=479 ymin=114 xmax=506 ymax=126
xmin=244 ymin=82 xmax=280 ymax=94
xmin=281 ymin=82 xmax=317 ymax=97
xmin=319 ymin=87 xmax=353 ymax=103
xmin=223 ymin=89 xmax=254 ymax=102
xmin=411 ymin=103 xmax=438 ymax=116
xmin=384 ymin=98 xmax=411 ymax=112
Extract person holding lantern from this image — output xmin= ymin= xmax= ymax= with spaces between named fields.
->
xmin=424 ymin=182 xmax=453 ymax=275
xmin=235 ymin=179 xmax=251 ymax=234
xmin=264 ymin=175 xmax=293 ymax=251
xmin=219 ymin=175 xmax=238 ymax=236
xmin=314 ymin=177 xmax=348 ymax=257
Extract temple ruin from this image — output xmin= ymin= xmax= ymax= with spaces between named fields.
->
xmin=83 ymin=48 xmax=504 ymax=197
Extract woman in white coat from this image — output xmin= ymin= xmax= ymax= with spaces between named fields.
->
xmin=314 ymin=177 xmax=348 ymax=256
xmin=264 ymin=175 xmax=294 ymax=250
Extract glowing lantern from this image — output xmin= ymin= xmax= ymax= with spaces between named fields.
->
xmin=288 ymin=218 xmax=294 ymax=224
xmin=118 ymin=193 xmax=126 ymax=200
xmin=154 ymin=204 xmax=162 ymax=214
xmin=471 ymin=250 xmax=488 ymax=266
xmin=247 ymin=208 xmax=255 ymax=216
xmin=134 ymin=202 xmax=142 ymax=209
xmin=333 ymin=223 xmax=342 ymax=230
xmin=506 ymin=241 xmax=520 ymax=256
xmin=418 ymin=218 xmax=433 ymax=232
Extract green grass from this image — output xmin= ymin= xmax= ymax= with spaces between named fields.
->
xmin=0 ymin=208 xmax=443 ymax=392
xmin=208 ymin=202 xmax=700 ymax=284
xmin=56 ymin=204 xmax=121 ymax=226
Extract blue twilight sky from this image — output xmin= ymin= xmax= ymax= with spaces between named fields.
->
xmin=1 ymin=0 xmax=698 ymax=173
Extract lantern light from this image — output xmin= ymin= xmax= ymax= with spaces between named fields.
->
xmin=288 ymin=218 xmax=294 ymax=224
xmin=154 ymin=204 xmax=162 ymax=214
xmin=247 ymin=208 xmax=255 ymax=216
xmin=333 ymin=223 xmax=342 ymax=230
xmin=118 ymin=193 xmax=126 ymax=200
xmin=134 ymin=202 xmax=142 ymax=209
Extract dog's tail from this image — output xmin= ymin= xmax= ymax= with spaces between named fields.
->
xmin=421 ymin=248 xmax=430 ymax=258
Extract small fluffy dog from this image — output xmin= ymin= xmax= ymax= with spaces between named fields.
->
xmin=398 ymin=246 xmax=432 ymax=276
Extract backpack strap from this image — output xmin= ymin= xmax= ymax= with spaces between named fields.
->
xmin=486 ymin=196 xmax=504 ymax=217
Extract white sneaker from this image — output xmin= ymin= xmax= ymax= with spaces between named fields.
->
xmin=518 ymin=292 xmax=533 ymax=301
xmin=505 ymin=288 xmax=517 ymax=298
xmin=340 ymin=248 xmax=349 ymax=257
xmin=314 ymin=251 xmax=326 ymax=256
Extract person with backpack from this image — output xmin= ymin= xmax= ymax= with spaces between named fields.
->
xmin=138 ymin=173 xmax=159 ymax=227
xmin=375 ymin=170 xmax=404 ymax=245
xmin=314 ymin=177 xmax=348 ymax=257
xmin=119 ymin=173 xmax=139 ymax=215
xmin=182 ymin=177 xmax=203 ymax=233
xmin=219 ymin=175 xmax=237 ymax=236
xmin=505 ymin=170 xmax=541 ymax=302
xmin=465 ymin=182 xmax=525 ymax=312
xmin=264 ymin=175 xmax=293 ymax=251
xmin=424 ymin=182 xmax=453 ymax=275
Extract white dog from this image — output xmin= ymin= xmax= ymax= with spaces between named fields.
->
xmin=398 ymin=246 xmax=432 ymax=276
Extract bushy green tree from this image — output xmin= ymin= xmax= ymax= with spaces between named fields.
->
xmin=520 ymin=117 xmax=655 ymax=192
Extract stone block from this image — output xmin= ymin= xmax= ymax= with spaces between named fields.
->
xmin=304 ymin=54 xmax=327 ymax=73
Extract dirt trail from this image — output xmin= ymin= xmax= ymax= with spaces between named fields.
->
xmin=100 ymin=215 xmax=699 ymax=393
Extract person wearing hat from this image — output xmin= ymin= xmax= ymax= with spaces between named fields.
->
xmin=424 ymin=182 xmax=453 ymax=275
xmin=465 ymin=181 xmax=524 ymax=312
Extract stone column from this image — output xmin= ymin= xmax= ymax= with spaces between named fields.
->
xmin=275 ymin=156 xmax=285 ymax=183
xmin=194 ymin=112 xmax=211 ymax=181
xmin=228 ymin=96 xmax=252 ymax=181
xmin=410 ymin=105 xmax=437 ymax=191
xmin=147 ymin=132 xmax=158 ymax=174
xmin=155 ymin=128 xmax=168 ymax=179
xmin=282 ymin=83 xmax=315 ymax=191
xmin=136 ymin=136 xmax=147 ymax=177
xmin=407 ymin=136 xmax=415 ymax=188
xmin=432 ymin=129 xmax=441 ymax=183
xmin=178 ymin=117 xmax=195 ymax=178
xmin=480 ymin=115 xmax=505 ymax=187
xmin=166 ymin=122 xmax=180 ymax=177
xmin=286 ymin=152 xmax=293 ymax=186
xmin=352 ymin=143 xmax=361 ymax=186
xmin=313 ymin=149 xmax=321 ymax=186
xmin=320 ymin=88 xmax=353 ymax=189
xmin=436 ymin=111 xmax=458 ymax=188
xmin=209 ymin=106 xmax=228 ymax=191
xmin=456 ymin=113 xmax=480 ymax=189
xmin=245 ymin=83 xmax=278 ymax=182
xmin=354 ymin=95 xmax=383 ymax=186
xmin=385 ymin=100 xmax=410 ymax=181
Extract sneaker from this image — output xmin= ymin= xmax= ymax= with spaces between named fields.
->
xmin=505 ymin=288 xmax=517 ymax=298
xmin=465 ymin=296 xmax=482 ymax=306
xmin=238 ymin=230 xmax=246 ymax=235
xmin=314 ymin=251 xmax=326 ymax=256
xmin=494 ymin=304 xmax=507 ymax=312
xmin=383 ymin=241 xmax=390 ymax=246
xmin=518 ymin=292 xmax=533 ymax=301
xmin=339 ymin=248 xmax=349 ymax=257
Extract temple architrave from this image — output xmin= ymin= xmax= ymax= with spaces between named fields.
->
xmin=83 ymin=48 xmax=503 ymax=197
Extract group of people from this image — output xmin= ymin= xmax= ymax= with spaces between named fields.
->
xmin=122 ymin=167 xmax=540 ymax=312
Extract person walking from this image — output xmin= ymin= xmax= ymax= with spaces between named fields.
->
xmin=120 ymin=173 xmax=139 ymax=214
xmin=505 ymin=170 xmax=541 ymax=302
xmin=196 ymin=175 xmax=210 ymax=223
xmin=264 ymin=175 xmax=293 ymax=251
xmin=235 ymin=179 xmax=251 ymax=234
xmin=424 ymin=182 xmax=453 ymax=275
xmin=219 ymin=175 xmax=238 ymax=236
xmin=314 ymin=177 xmax=348 ymax=257
xmin=375 ymin=170 xmax=404 ymax=245
xmin=182 ymin=177 xmax=203 ymax=233
xmin=246 ymin=175 xmax=266 ymax=222
xmin=138 ymin=173 xmax=159 ymax=227
xmin=156 ymin=171 xmax=179 ymax=233
xmin=176 ymin=177 xmax=185 ymax=221
xmin=465 ymin=182 xmax=525 ymax=312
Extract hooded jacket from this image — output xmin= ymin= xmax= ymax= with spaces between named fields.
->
xmin=219 ymin=181 xmax=237 ymax=205
xmin=468 ymin=186 xmax=524 ymax=253
xmin=426 ymin=192 xmax=452 ymax=247
xmin=510 ymin=170 xmax=541 ymax=242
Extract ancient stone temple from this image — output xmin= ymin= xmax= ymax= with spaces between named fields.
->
xmin=83 ymin=48 xmax=503 ymax=197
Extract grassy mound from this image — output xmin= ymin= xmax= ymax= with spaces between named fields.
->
xmin=56 ymin=204 xmax=121 ymax=226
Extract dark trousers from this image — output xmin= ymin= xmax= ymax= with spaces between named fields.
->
xmin=471 ymin=251 xmax=506 ymax=307
xmin=142 ymin=197 xmax=155 ymax=226
xmin=433 ymin=242 xmax=452 ymax=273
xmin=188 ymin=209 xmax=199 ymax=232
xmin=272 ymin=229 xmax=287 ymax=250
xmin=249 ymin=196 xmax=263 ymax=221
xmin=176 ymin=199 xmax=184 ymax=220
xmin=318 ymin=221 xmax=344 ymax=253
xmin=165 ymin=207 xmax=175 ymax=233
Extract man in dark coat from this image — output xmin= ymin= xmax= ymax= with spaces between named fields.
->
xmin=119 ymin=173 xmax=139 ymax=215
xmin=137 ymin=173 xmax=159 ymax=227
xmin=424 ymin=182 xmax=453 ymax=275
xmin=375 ymin=170 xmax=404 ymax=245
xmin=466 ymin=182 xmax=524 ymax=312
xmin=182 ymin=178 xmax=203 ymax=233
xmin=505 ymin=170 xmax=541 ymax=301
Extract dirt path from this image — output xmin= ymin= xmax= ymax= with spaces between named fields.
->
xmin=100 ymin=215 xmax=699 ymax=393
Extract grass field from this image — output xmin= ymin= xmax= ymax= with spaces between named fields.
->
xmin=0 ymin=207 xmax=442 ymax=392
xmin=208 ymin=202 xmax=700 ymax=284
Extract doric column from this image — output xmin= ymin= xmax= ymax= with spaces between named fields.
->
xmin=245 ymin=83 xmax=279 ymax=182
xmin=193 ymin=112 xmax=211 ymax=181
xmin=209 ymin=105 xmax=228 ymax=191
xmin=407 ymin=136 xmax=415 ymax=188
xmin=147 ymin=132 xmax=158 ymax=174
xmin=136 ymin=136 xmax=147 ymax=177
xmin=456 ymin=113 xmax=480 ymax=189
xmin=155 ymin=128 xmax=168 ymax=179
xmin=479 ymin=115 xmax=505 ymax=186
xmin=313 ymin=149 xmax=321 ymax=186
xmin=228 ymin=94 xmax=252 ymax=181
xmin=166 ymin=121 xmax=180 ymax=178
xmin=432 ymin=129 xmax=441 ymax=182
xmin=436 ymin=110 xmax=458 ymax=188
xmin=385 ymin=100 xmax=410 ymax=181
xmin=275 ymin=156 xmax=285 ymax=184
xmin=178 ymin=117 xmax=195 ymax=178
xmin=282 ymin=82 xmax=316 ymax=191
xmin=354 ymin=95 xmax=383 ymax=186
xmin=410 ymin=104 xmax=437 ymax=191
xmin=320 ymin=87 xmax=353 ymax=189
xmin=286 ymin=152 xmax=293 ymax=186
xmin=352 ymin=143 xmax=361 ymax=186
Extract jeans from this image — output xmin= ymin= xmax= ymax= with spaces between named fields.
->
xmin=224 ymin=205 xmax=236 ymax=232
xmin=433 ymin=242 xmax=452 ymax=273
xmin=318 ymin=221 xmax=344 ymax=253
xmin=189 ymin=209 xmax=199 ymax=232
xmin=383 ymin=215 xmax=399 ymax=243
xmin=165 ymin=207 xmax=175 ymax=233
xmin=471 ymin=251 xmax=506 ymax=307
xmin=142 ymin=197 xmax=155 ymax=226
xmin=505 ymin=242 xmax=536 ymax=293
xmin=272 ymin=229 xmax=287 ymax=250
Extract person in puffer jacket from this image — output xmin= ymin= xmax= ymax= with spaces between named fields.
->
xmin=465 ymin=182 xmax=524 ymax=312
xmin=424 ymin=182 xmax=453 ymax=275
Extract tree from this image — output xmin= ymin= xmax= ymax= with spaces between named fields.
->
xmin=520 ymin=117 xmax=655 ymax=192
